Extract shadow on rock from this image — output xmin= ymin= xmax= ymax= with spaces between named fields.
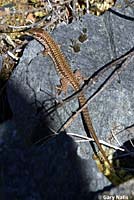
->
xmin=6 ymin=81 xmax=54 ymax=145
xmin=112 ymin=139 xmax=134 ymax=184
xmin=0 ymin=83 xmax=93 ymax=199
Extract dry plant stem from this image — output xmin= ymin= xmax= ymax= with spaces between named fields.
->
xmin=110 ymin=129 xmax=123 ymax=146
xmin=67 ymin=49 xmax=134 ymax=103
xmin=0 ymin=12 xmax=52 ymax=32
xmin=44 ymin=10 xmax=67 ymax=29
xmin=0 ymin=41 xmax=28 ymax=96
xmin=59 ymin=54 xmax=134 ymax=132
xmin=5 ymin=9 xmax=66 ymax=32
xmin=0 ymin=0 xmax=71 ymax=30
xmin=109 ymin=123 xmax=134 ymax=140
xmin=129 ymin=139 xmax=134 ymax=147
xmin=52 ymin=0 xmax=73 ymax=7
xmin=0 ymin=4 xmax=53 ymax=17
xmin=33 ymin=128 xmax=124 ymax=151
xmin=66 ymin=133 xmax=124 ymax=151
xmin=46 ymin=48 xmax=134 ymax=115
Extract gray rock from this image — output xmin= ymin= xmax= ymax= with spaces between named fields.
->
xmin=4 ymin=0 xmax=134 ymax=198
xmin=95 ymin=179 xmax=134 ymax=199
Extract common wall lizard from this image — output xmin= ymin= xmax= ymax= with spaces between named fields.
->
xmin=26 ymin=28 xmax=112 ymax=168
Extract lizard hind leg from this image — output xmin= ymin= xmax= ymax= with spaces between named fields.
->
xmin=56 ymin=70 xmax=86 ymax=95
xmin=56 ymin=77 xmax=71 ymax=95
xmin=41 ymin=47 xmax=50 ymax=56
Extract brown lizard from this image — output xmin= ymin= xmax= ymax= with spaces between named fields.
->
xmin=26 ymin=28 xmax=112 ymax=168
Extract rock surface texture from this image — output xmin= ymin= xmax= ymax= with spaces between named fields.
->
xmin=0 ymin=1 xmax=134 ymax=199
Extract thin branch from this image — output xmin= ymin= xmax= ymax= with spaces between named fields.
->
xmin=129 ymin=139 xmax=134 ymax=147
xmin=46 ymin=48 xmax=134 ymax=116
xmin=110 ymin=129 xmax=123 ymax=147
xmin=66 ymin=132 xmax=125 ymax=151
xmin=2 ymin=9 xmax=66 ymax=32
xmin=58 ymin=54 xmax=134 ymax=131
xmin=33 ymin=129 xmax=124 ymax=151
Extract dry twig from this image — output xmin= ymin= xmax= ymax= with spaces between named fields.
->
xmin=46 ymin=48 xmax=134 ymax=116
xmin=58 ymin=53 xmax=134 ymax=131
